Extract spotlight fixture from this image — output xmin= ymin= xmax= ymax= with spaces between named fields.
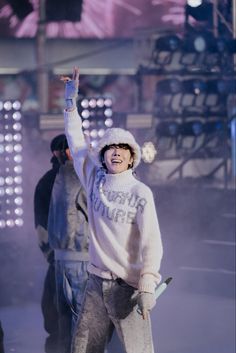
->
xmin=185 ymin=1 xmax=213 ymax=23
xmin=180 ymin=120 xmax=203 ymax=137
xmin=156 ymin=78 xmax=182 ymax=94
xmin=207 ymin=37 xmax=236 ymax=54
xmin=0 ymin=100 xmax=24 ymax=229
xmin=155 ymin=121 xmax=181 ymax=152
xmin=204 ymin=120 xmax=224 ymax=134
xmin=187 ymin=0 xmax=203 ymax=7
xmin=156 ymin=121 xmax=180 ymax=138
xmin=215 ymin=37 xmax=229 ymax=53
xmin=184 ymin=31 xmax=214 ymax=53
xmin=46 ymin=0 xmax=84 ymax=22
xmin=155 ymin=35 xmax=182 ymax=52
xmin=78 ymin=96 xmax=113 ymax=147
xmin=5 ymin=0 xmax=33 ymax=20
xmin=206 ymin=79 xmax=235 ymax=95
xmin=182 ymin=79 xmax=207 ymax=95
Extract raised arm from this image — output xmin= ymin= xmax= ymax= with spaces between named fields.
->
xmin=61 ymin=66 xmax=80 ymax=113
xmin=61 ymin=67 xmax=85 ymax=154
xmin=62 ymin=67 xmax=91 ymax=187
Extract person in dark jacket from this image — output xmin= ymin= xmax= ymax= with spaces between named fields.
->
xmin=34 ymin=134 xmax=69 ymax=353
xmin=0 ymin=321 xmax=4 ymax=353
xmin=48 ymin=146 xmax=89 ymax=353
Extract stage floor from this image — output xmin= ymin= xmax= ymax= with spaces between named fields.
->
xmin=0 ymin=285 xmax=235 ymax=353
xmin=0 ymin=183 xmax=235 ymax=353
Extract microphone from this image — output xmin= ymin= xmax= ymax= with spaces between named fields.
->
xmin=154 ymin=277 xmax=172 ymax=299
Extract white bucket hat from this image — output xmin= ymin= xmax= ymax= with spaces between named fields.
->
xmin=93 ymin=128 xmax=141 ymax=169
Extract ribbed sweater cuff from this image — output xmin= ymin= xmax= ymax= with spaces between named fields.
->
xmin=138 ymin=274 xmax=156 ymax=293
xmin=138 ymin=274 xmax=158 ymax=294
xmin=64 ymin=107 xmax=78 ymax=116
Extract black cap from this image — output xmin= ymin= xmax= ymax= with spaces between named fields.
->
xmin=50 ymin=134 xmax=68 ymax=153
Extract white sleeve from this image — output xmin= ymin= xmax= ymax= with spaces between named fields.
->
xmin=137 ymin=187 xmax=163 ymax=292
xmin=64 ymin=109 xmax=93 ymax=189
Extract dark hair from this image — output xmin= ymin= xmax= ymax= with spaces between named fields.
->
xmin=100 ymin=144 xmax=134 ymax=170
xmin=50 ymin=134 xmax=68 ymax=153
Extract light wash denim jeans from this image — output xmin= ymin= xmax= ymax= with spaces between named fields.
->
xmin=71 ymin=274 xmax=155 ymax=353
xmin=55 ymin=260 xmax=89 ymax=353
xmin=42 ymin=263 xmax=59 ymax=353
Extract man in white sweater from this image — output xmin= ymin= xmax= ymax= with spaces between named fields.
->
xmin=62 ymin=67 xmax=163 ymax=353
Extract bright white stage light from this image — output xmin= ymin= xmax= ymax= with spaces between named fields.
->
xmin=78 ymin=96 xmax=113 ymax=145
xmin=12 ymin=112 xmax=22 ymax=121
xmin=104 ymin=118 xmax=113 ymax=127
xmin=141 ymin=142 xmax=157 ymax=163
xmin=0 ymin=100 xmax=24 ymax=228
xmin=187 ymin=0 xmax=202 ymax=7
xmin=15 ymin=218 xmax=24 ymax=227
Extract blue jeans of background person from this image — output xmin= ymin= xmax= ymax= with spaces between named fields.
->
xmin=41 ymin=264 xmax=59 ymax=353
xmin=71 ymin=274 xmax=154 ymax=353
xmin=55 ymin=260 xmax=89 ymax=353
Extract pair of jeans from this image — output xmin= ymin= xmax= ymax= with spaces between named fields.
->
xmin=71 ymin=274 xmax=155 ymax=353
xmin=55 ymin=260 xmax=89 ymax=353
xmin=41 ymin=264 xmax=59 ymax=353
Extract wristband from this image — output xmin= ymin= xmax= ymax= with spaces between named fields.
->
xmin=65 ymin=99 xmax=76 ymax=110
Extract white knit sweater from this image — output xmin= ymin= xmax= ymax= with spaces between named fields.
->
xmin=64 ymin=109 xmax=163 ymax=293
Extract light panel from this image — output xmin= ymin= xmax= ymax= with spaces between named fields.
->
xmin=0 ymin=100 xmax=24 ymax=229
xmin=78 ymin=96 xmax=113 ymax=147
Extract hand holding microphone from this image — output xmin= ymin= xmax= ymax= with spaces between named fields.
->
xmin=137 ymin=277 xmax=172 ymax=319
xmin=137 ymin=292 xmax=156 ymax=320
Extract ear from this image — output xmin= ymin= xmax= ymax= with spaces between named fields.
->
xmin=128 ymin=156 xmax=134 ymax=169
xmin=100 ymin=155 xmax=106 ymax=169
xmin=65 ymin=148 xmax=72 ymax=160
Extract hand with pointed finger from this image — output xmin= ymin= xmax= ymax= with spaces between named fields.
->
xmin=137 ymin=292 xmax=156 ymax=320
xmin=60 ymin=67 xmax=80 ymax=111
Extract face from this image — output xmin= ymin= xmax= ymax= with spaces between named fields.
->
xmin=65 ymin=148 xmax=73 ymax=161
xmin=103 ymin=144 xmax=134 ymax=174
xmin=53 ymin=148 xmax=72 ymax=162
